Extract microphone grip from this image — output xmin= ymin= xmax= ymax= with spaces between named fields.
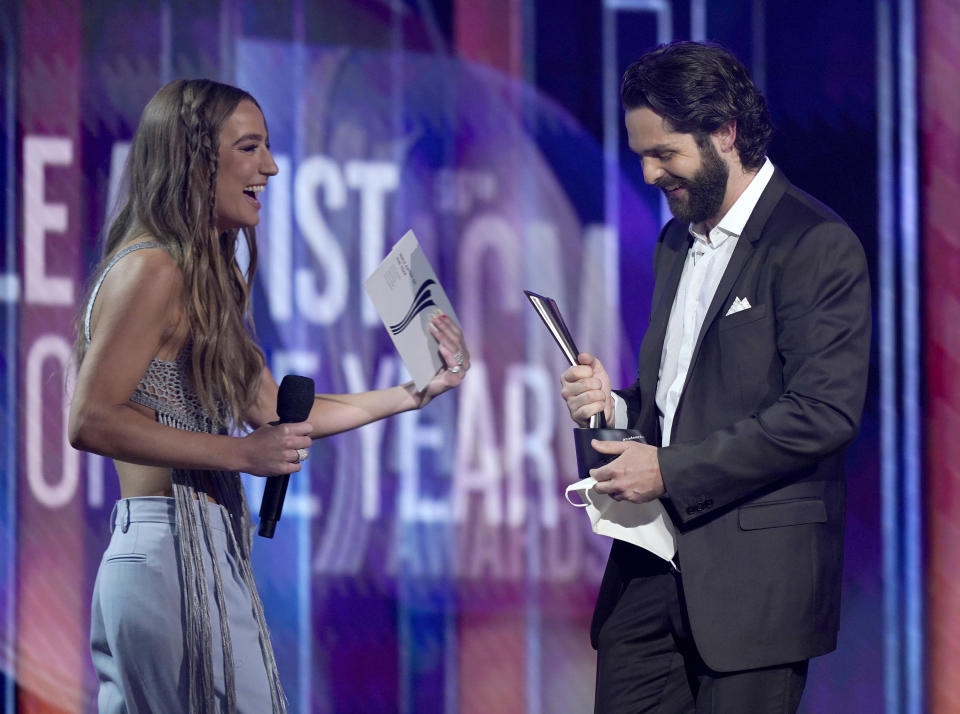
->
xmin=257 ymin=473 xmax=289 ymax=538
xmin=258 ymin=374 xmax=315 ymax=538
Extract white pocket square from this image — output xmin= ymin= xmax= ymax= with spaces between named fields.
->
xmin=725 ymin=297 xmax=752 ymax=316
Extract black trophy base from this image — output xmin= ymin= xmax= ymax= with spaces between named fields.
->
xmin=573 ymin=427 xmax=646 ymax=479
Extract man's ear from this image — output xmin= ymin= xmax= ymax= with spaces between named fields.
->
xmin=713 ymin=119 xmax=738 ymax=153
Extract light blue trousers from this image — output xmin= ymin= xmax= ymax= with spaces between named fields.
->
xmin=90 ymin=497 xmax=273 ymax=713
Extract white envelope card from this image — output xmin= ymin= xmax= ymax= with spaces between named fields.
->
xmin=363 ymin=230 xmax=461 ymax=390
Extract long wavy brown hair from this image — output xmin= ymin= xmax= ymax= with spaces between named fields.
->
xmin=78 ymin=79 xmax=265 ymax=430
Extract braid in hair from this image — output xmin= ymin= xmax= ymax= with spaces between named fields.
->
xmin=174 ymin=80 xmax=264 ymax=430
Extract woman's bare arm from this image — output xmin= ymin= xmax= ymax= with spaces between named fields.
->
xmin=244 ymin=314 xmax=471 ymax=438
xmin=69 ymin=246 xmax=310 ymax=476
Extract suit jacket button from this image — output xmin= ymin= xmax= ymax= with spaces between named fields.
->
xmin=686 ymin=506 xmax=696 ymax=515
xmin=704 ymin=499 xmax=713 ymax=508
xmin=696 ymin=504 xmax=704 ymax=511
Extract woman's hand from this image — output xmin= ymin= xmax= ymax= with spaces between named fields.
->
xmin=273 ymin=314 xmax=470 ymax=438
xmin=239 ymin=421 xmax=313 ymax=476
xmin=416 ymin=313 xmax=471 ymax=408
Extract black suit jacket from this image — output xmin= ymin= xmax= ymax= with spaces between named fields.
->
xmin=594 ymin=166 xmax=872 ymax=672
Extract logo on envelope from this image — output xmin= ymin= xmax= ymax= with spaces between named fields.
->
xmin=389 ymin=279 xmax=437 ymax=335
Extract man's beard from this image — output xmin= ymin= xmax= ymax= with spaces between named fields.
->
xmin=658 ymin=139 xmax=729 ymax=225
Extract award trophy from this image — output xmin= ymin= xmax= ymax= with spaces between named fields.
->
xmin=523 ymin=290 xmax=644 ymax=478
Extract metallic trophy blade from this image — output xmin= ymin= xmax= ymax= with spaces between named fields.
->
xmin=524 ymin=290 xmax=579 ymax=365
xmin=524 ymin=290 xmax=606 ymax=428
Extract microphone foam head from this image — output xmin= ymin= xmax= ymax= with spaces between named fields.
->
xmin=277 ymin=374 xmax=316 ymax=423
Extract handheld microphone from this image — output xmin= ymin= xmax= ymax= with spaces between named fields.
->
xmin=257 ymin=374 xmax=315 ymax=538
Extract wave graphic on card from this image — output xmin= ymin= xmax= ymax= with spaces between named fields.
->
xmin=389 ymin=280 xmax=437 ymax=335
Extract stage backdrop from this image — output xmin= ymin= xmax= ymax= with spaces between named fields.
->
xmin=1 ymin=0 xmax=923 ymax=712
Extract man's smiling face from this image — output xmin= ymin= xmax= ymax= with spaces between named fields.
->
xmin=625 ymin=106 xmax=729 ymax=229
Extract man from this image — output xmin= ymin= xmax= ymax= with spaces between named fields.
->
xmin=560 ymin=41 xmax=871 ymax=713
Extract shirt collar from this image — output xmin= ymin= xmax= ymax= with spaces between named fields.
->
xmin=689 ymin=158 xmax=774 ymax=247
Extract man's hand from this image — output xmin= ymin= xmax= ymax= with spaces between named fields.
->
xmin=560 ymin=353 xmax=614 ymax=427
xmin=590 ymin=440 xmax=665 ymax=503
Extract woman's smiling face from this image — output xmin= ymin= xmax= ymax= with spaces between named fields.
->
xmin=214 ymin=99 xmax=278 ymax=233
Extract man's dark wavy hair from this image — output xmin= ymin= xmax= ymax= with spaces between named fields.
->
xmin=621 ymin=41 xmax=772 ymax=169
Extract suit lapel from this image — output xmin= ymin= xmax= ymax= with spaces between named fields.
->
xmin=683 ymin=166 xmax=790 ymax=390
xmin=688 ymin=233 xmax=754 ymax=361
xmin=645 ymin=227 xmax=689 ymax=369
xmin=637 ymin=221 xmax=689 ymax=439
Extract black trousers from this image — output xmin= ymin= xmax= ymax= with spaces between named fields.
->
xmin=593 ymin=548 xmax=808 ymax=714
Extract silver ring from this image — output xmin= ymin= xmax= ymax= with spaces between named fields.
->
xmin=296 ymin=448 xmax=309 ymax=463
xmin=449 ymin=365 xmax=462 ymax=374
xmin=454 ymin=350 xmax=464 ymax=365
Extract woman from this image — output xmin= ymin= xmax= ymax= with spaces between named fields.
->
xmin=69 ymin=79 xmax=469 ymax=713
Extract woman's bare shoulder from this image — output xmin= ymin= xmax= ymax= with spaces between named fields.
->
xmin=102 ymin=240 xmax=182 ymax=304
xmin=90 ymin=239 xmax=186 ymax=344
